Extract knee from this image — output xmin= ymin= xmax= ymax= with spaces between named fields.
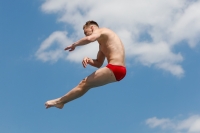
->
xmin=78 ymin=78 xmax=90 ymax=89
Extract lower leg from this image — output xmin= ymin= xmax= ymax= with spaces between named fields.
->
xmin=45 ymin=83 xmax=90 ymax=109
xmin=45 ymin=67 xmax=117 ymax=109
xmin=61 ymin=86 xmax=89 ymax=104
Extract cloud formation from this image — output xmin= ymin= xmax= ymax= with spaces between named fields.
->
xmin=35 ymin=31 xmax=72 ymax=62
xmin=146 ymin=115 xmax=200 ymax=133
xmin=36 ymin=0 xmax=200 ymax=77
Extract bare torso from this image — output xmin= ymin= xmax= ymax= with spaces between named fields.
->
xmin=97 ymin=28 xmax=126 ymax=66
xmin=45 ymin=25 xmax=126 ymax=109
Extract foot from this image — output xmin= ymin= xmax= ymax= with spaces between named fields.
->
xmin=45 ymin=98 xmax=64 ymax=109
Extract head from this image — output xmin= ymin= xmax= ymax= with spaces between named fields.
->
xmin=83 ymin=20 xmax=99 ymax=36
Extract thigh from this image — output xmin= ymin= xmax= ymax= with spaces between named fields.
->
xmin=85 ymin=67 xmax=117 ymax=88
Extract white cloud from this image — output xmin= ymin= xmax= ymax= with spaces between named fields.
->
xmin=146 ymin=117 xmax=175 ymax=129
xmin=146 ymin=115 xmax=200 ymax=133
xmin=35 ymin=31 xmax=72 ymax=62
xmin=35 ymin=31 xmax=99 ymax=63
xmin=36 ymin=0 xmax=200 ymax=77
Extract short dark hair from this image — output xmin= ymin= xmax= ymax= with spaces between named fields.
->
xmin=83 ymin=20 xmax=99 ymax=29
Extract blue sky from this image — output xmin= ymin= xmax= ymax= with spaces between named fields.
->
xmin=1 ymin=0 xmax=200 ymax=133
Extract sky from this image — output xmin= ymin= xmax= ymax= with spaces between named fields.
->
xmin=1 ymin=0 xmax=200 ymax=133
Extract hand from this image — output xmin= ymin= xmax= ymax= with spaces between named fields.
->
xmin=64 ymin=44 xmax=76 ymax=51
xmin=82 ymin=57 xmax=91 ymax=68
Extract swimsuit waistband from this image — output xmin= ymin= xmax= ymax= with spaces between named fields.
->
xmin=107 ymin=63 xmax=126 ymax=67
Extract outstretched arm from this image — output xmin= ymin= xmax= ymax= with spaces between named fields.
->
xmin=82 ymin=50 xmax=105 ymax=68
xmin=64 ymin=32 xmax=101 ymax=51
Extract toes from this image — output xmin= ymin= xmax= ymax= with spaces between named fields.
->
xmin=45 ymin=104 xmax=48 ymax=108
xmin=45 ymin=103 xmax=51 ymax=109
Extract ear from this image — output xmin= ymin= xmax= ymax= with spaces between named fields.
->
xmin=91 ymin=25 xmax=94 ymax=30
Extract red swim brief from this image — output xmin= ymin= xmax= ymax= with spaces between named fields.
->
xmin=106 ymin=64 xmax=126 ymax=81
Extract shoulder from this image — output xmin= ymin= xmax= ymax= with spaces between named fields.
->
xmin=95 ymin=28 xmax=114 ymax=40
xmin=98 ymin=28 xmax=114 ymax=35
xmin=99 ymin=27 xmax=111 ymax=32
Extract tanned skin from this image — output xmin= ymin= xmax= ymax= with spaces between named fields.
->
xmin=45 ymin=24 xmax=125 ymax=109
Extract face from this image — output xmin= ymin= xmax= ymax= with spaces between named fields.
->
xmin=84 ymin=26 xmax=93 ymax=36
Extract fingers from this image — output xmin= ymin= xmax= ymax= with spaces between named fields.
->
xmin=64 ymin=47 xmax=69 ymax=51
xmin=82 ymin=59 xmax=87 ymax=68
xmin=69 ymin=47 xmax=75 ymax=51
xmin=82 ymin=57 xmax=89 ymax=68
xmin=64 ymin=46 xmax=72 ymax=51
xmin=64 ymin=45 xmax=75 ymax=51
xmin=64 ymin=44 xmax=72 ymax=51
